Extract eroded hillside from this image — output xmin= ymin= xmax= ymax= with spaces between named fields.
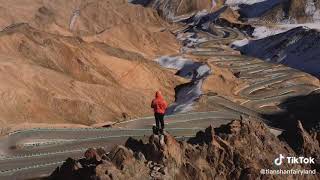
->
xmin=0 ymin=0 xmax=181 ymax=129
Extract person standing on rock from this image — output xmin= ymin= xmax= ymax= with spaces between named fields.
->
xmin=151 ymin=91 xmax=168 ymax=134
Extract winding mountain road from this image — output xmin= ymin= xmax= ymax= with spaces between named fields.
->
xmin=0 ymin=13 xmax=319 ymax=180
xmin=179 ymin=23 xmax=319 ymax=115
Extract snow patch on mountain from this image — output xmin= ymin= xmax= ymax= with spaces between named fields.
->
xmin=313 ymin=10 xmax=320 ymax=22
xmin=238 ymin=27 xmax=320 ymax=77
xmin=252 ymin=24 xmax=320 ymax=39
xmin=232 ymin=38 xmax=249 ymax=48
xmin=278 ymin=23 xmax=320 ymax=30
xmin=226 ymin=0 xmax=267 ymax=6
xmin=305 ymin=0 xmax=317 ymax=16
xmin=252 ymin=26 xmax=289 ymax=39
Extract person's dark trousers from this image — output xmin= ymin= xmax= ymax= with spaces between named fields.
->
xmin=154 ymin=113 xmax=165 ymax=134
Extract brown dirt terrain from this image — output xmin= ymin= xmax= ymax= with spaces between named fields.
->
xmin=0 ymin=0 xmax=183 ymax=131
xmin=0 ymin=0 xmax=248 ymax=135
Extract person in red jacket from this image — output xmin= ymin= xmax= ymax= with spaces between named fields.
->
xmin=151 ymin=91 xmax=168 ymax=134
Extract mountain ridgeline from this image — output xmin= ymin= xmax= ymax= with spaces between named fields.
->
xmin=239 ymin=27 xmax=320 ymax=77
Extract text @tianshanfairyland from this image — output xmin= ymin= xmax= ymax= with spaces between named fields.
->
xmin=260 ymin=154 xmax=317 ymax=175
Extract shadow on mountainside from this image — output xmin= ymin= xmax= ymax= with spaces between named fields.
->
xmin=262 ymin=91 xmax=320 ymax=133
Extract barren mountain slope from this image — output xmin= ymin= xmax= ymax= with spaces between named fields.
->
xmin=0 ymin=0 xmax=179 ymax=57
xmin=0 ymin=0 xmax=181 ymax=129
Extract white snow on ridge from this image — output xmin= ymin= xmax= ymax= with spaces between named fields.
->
xmin=231 ymin=26 xmax=292 ymax=47
xmin=252 ymin=26 xmax=289 ymax=39
xmin=305 ymin=0 xmax=316 ymax=16
xmin=69 ymin=9 xmax=80 ymax=30
xmin=313 ymin=10 xmax=320 ymax=22
xmin=225 ymin=0 xmax=267 ymax=6
xmin=278 ymin=23 xmax=320 ymax=30
xmin=251 ymin=23 xmax=320 ymax=40
xmin=232 ymin=24 xmax=320 ymax=47
xmin=232 ymin=38 xmax=249 ymax=47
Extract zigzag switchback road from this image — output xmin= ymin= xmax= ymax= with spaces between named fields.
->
xmin=1 ymin=11 xmax=320 ymax=180
xmin=170 ymin=14 xmax=320 ymax=115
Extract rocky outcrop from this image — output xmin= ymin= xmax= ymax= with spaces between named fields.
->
xmin=49 ymin=118 xmax=319 ymax=180
xmin=49 ymin=148 xmax=103 ymax=180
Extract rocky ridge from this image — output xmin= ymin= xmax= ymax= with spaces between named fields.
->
xmin=49 ymin=118 xmax=319 ymax=180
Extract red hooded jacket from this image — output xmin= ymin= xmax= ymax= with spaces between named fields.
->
xmin=151 ymin=91 xmax=168 ymax=114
